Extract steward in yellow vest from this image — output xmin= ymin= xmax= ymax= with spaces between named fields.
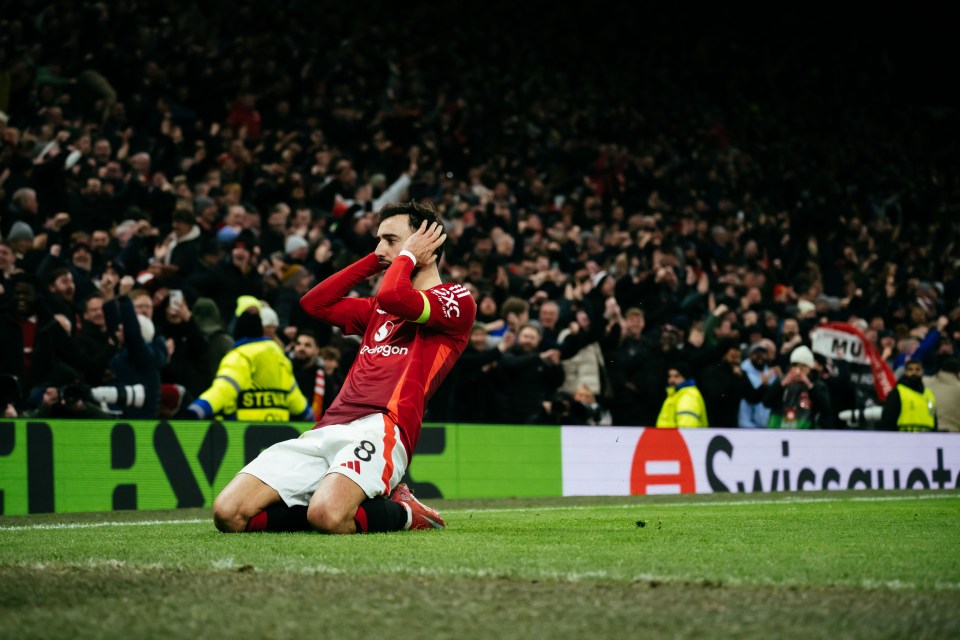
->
xmin=187 ymin=312 xmax=312 ymax=422
xmin=881 ymin=361 xmax=936 ymax=432
xmin=656 ymin=364 xmax=708 ymax=428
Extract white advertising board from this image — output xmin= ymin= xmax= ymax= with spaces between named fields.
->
xmin=561 ymin=427 xmax=960 ymax=496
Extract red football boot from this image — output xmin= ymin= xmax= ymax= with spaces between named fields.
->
xmin=389 ymin=483 xmax=446 ymax=530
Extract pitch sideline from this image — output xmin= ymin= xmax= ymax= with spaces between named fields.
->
xmin=0 ymin=492 xmax=956 ymax=532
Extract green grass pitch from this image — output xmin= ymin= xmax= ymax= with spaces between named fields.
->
xmin=2 ymin=490 xmax=959 ymax=639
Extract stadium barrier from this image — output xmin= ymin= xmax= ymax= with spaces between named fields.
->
xmin=0 ymin=419 xmax=957 ymax=515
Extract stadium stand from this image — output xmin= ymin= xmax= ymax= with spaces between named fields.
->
xmin=0 ymin=2 xmax=957 ymax=427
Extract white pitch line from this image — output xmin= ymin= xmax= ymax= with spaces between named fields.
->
xmin=0 ymin=518 xmax=206 ymax=532
xmin=0 ymin=493 xmax=956 ymax=532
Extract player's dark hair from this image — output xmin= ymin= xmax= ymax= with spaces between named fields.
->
xmin=378 ymin=201 xmax=444 ymax=261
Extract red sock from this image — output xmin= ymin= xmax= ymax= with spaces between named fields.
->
xmin=353 ymin=498 xmax=406 ymax=533
xmin=354 ymin=505 xmax=369 ymax=532
xmin=246 ymin=510 xmax=268 ymax=532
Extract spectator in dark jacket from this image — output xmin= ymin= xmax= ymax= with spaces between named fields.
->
xmin=103 ymin=276 xmax=168 ymax=418
xmin=497 ymin=324 xmax=564 ymax=423
xmin=700 ymin=343 xmax=766 ymax=428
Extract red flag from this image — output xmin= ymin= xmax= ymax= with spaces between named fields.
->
xmin=811 ymin=322 xmax=896 ymax=401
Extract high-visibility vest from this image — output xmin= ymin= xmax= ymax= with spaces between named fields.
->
xmin=657 ymin=384 xmax=708 ymax=428
xmin=199 ymin=337 xmax=309 ymax=421
xmin=896 ymin=384 xmax=936 ymax=432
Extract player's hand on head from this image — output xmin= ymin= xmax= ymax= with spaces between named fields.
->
xmin=402 ymin=221 xmax=446 ymax=266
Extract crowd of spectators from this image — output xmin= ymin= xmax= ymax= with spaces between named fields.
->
xmin=1 ymin=2 xmax=958 ymax=429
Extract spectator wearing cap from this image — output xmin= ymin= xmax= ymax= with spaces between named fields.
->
xmin=3 ymin=188 xmax=40 ymax=238
xmin=739 ymin=341 xmax=779 ymax=428
xmin=4 ymin=221 xmax=42 ymax=273
xmin=284 ymin=234 xmax=310 ymax=264
xmin=191 ymin=297 xmax=235 ymax=382
xmin=194 ymin=197 xmax=219 ymax=236
xmin=924 ymin=356 xmax=960 ymax=432
xmin=260 ymin=305 xmax=283 ymax=346
xmin=763 ymin=345 xmax=833 ymax=429
xmin=656 ymin=362 xmax=708 ymax=428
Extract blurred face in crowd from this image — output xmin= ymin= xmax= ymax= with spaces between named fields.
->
xmin=0 ymin=243 xmax=14 ymax=271
xmin=724 ymin=346 xmax=742 ymax=368
xmin=93 ymin=139 xmax=112 ymax=163
xmin=903 ymin=361 xmax=923 ymax=380
xmin=478 ymin=295 xmax=497 ymax=318
xmin=224 ymin=205 xmax=245 ymax=228
xmin=782 ymin=318 xmax=799 ymax=340
xmin=470 ymin=327 xmax=489 ymax=350
xmin=49 ymin=271 xmax=76 ymax=302
xmin=132 ymin=292 xmax=153 ymax=318
xmin=791 ymin=362 xmax=811 ymax=378
xmin=83 ymin=296 xmax=106 ymax=329
xmin=293 ymin=334 xmax=319 ymax=364
xmin=898 ymin=338 xmax=919 ymax=357
xmin=14 ymin=281 xmax=38 ymax=317
xmin=749 ymin=347 xmax=767 ymax=369
xmin=83 ymin=177 xmax=101 ymax=197
xmin=293 ymin=208 xmax=312 ymax=230
xmin=231 ymin=244 xmax=251 ymax=269
xmin=91 ymin=230 xmax=110 ymax=251
xmin=624 ymin=311 xmax=645 ymax=337
xmin=539 ymin=302 xmax=559 ymax=330
xmin=171 ymin=217 xmax=193 ymax=238
xmin=17 ymin=189 xmax=38 ymax=214
xmin=72 ymin=245 xmax=93 ymax=271
xmin=573 ymin=385 xmax=595 ymax=405
xmin=666 ymin=368 xmax=685 ymax=388
xmin=517 ymin=326 xmax=541 ymax=353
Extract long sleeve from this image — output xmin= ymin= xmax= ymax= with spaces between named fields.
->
xmin=880 ymin=388 xmax=901 ymax=430
xmin=376 ymin=254 xmax=428 ymax=321
xmin=300 ymin=253 xmax=381 ymax=334
xmin=377 ymin=255 xmax=476 ymax=335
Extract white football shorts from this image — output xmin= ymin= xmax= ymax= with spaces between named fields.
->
xmin=239 ymin=413 xmax=409 ymax=506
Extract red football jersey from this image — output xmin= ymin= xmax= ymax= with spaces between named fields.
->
xmin=300 ymin=253 xmax=476 ymax=455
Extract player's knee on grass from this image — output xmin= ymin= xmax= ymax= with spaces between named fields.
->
xmin=306 ymin=502 xmax=355 ymax=534
xmin=212 ymin=494 xmax=250 ymax=533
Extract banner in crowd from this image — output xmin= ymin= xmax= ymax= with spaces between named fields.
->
xmin=2 ymin=419 xmax=957 ymax=515
xmin=810 ymin=322 xmax=896 ymax=401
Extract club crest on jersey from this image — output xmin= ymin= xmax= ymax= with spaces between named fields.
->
xmin=374 ymin=320 xmax=395 ymax=342
xmin=432 ymin=284 xmax=471 ymax=319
